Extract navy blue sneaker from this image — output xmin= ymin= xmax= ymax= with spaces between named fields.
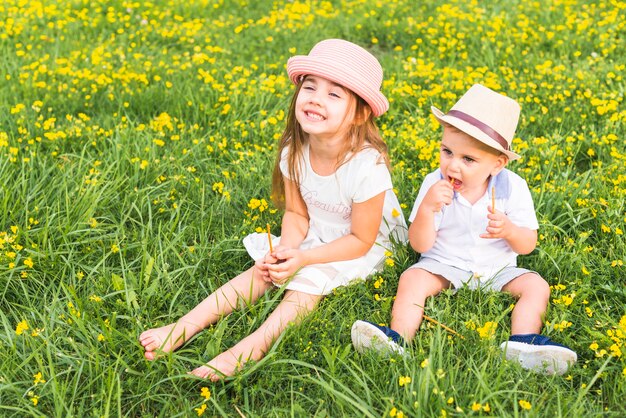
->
xmin=351 ymin=320 xmax=406 ymax=355
xmin=500 ymin=333 xmax=577 ymax=375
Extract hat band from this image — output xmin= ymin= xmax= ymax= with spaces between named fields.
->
xmin=446 ymin=110 xmax=510 ymax=151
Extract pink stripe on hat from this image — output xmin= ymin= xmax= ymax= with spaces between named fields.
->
xmin=287 ymin=39 xmax=389 ymax=117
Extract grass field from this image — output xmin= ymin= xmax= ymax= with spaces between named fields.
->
xmin=1 ymin=0 xmax=625 ymax=416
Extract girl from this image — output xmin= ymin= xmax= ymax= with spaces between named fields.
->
xmin=139 ymin=39 xmax=407 ymax=381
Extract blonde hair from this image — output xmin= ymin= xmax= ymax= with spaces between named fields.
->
xmin=271 ymin=79 xmax=390 ymax=208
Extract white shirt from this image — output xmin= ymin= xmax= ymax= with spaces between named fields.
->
xmin=408 ymin=168 xmax=538 ymax=278
xmin=280 ymin=144 xmax=406 ymax=245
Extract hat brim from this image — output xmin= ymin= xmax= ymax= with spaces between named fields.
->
xmin=287 ymin=56 xmax=389 ymax=117
xmin=431 ymin=106 xmax=521 ymax=160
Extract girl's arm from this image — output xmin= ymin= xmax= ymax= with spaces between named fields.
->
xmin=267 ymin=191 xmax=385 ymax=283
xmin=277 ymin=176 xmax=309 ymax=250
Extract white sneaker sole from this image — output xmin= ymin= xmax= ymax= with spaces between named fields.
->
xmin=500 ymin=341 xmax=577 ymax=375
xmin=351 ymin=320 xmax=405 ymax=355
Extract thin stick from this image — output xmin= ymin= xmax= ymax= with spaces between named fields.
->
xmin=423 ymin=315 xmax=465 ymax=339
xmin=266 ymin=223 xmax=273 ymax=253
xmin=491 ymin=185 xmax=496 ymax=213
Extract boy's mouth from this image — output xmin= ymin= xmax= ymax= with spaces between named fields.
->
xmin=449 ymin=177 xmax=462 ymax=189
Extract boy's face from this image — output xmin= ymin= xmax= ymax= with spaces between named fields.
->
xmin=439 ymin=125 xmax=508 ymax=196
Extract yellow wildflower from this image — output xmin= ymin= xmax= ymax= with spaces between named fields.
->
xmin=16 ymin=320 xmax=29 ymax=335
xmin=519 ymin=400 xmax=532 ymax=410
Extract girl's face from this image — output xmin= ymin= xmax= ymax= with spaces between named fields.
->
xmin=295 ymin=75 xmax=355 ymax=141
xmin=440 ymin=125 xmax=508 ymax=200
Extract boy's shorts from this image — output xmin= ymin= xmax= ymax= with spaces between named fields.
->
xmin=407 ymin=257 xmax=538 ymax=292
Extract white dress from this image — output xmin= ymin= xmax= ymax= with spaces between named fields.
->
xmin=243 ymin=144 xmax=407 ymax=295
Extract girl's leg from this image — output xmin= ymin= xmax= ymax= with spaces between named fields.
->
xmin=140 ymin=267 xmax=273 ymax=360
xmin=501 ymin=273 xmax=550 ymax=334
xmin=390 ymin=268 xmax=450 ymax=341
xmin=190 ymin=289 xmax=323 ymax=381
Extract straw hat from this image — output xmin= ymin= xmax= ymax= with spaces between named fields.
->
xmin=431 ymin=84 xmax=521 ymax=160
xmin=286 ymin=39 xmax=389 ymax=117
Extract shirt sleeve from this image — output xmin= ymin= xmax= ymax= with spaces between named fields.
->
xmin=352 ymin=151 xmax=392 ymax=203
xmin=505 ymin=175 xmax=539 ymax=230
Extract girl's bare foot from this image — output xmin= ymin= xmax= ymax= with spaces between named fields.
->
xmin=189 ymin=349 xmax=245 ymax=382
xmin=139 ymin=321 xmax=200 ymax=360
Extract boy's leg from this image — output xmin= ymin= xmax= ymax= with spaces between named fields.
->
xmin=391 ymin=268 xmax=450 ymax=341
xmin=189 ymin=289 xmax=322 ymax=381
xmin=500 ymin=272 xmax=576 ymax=375
xmin=501 ymin=272 xmax=549 ymax=334
xmin=351 ymin=268 xmax=450 ymax=355
xmin=139 ymin=267 xmax=274 ymax=360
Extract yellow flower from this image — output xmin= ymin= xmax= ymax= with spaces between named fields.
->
xmin=398 ymin=376 xmax=411 ymax=387
xmin=471 ymin=402 xmax=482 ymax=411
xmin=391 ymin=208 xmax=401 ymax=217
xmin=200 ymin=387 xmax=211 ymax=400
xmin=16 ymin=320 xmax=29 ymax=335
xmin=195 ymin=403 xmax=207 ymax=416
xmin=33 ymin=372 xmax=46 ymax=385
xmin=111 ymin=244 xmax=120 ymax=253
xmin=420 ymin=358 xmax=429 ymax=368
xmin=97 ymin=334 xmax=105 ymax=342
xmin=519 ymin=400 xmax=532 ymax=410
xmin=30 ymin=395 xmax=39 ymax=406
xmin=89 ymin=218 xmax=98 ymax=228
xmin=23 ymin=257 xmax=34 ymax=268
xmin=477 ymin=321 xmax=498 ymax=339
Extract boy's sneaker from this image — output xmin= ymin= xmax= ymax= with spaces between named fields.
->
xmin=500 ymin=333 xmax=577 ymax=375
xmin=351 ymin=320 xmax=406 ymax=355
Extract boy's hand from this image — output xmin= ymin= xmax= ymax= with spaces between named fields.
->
xmin=480 ymin=209 xmax=513 ymax=239
xmin=422 ymin=179 xmax=454 ymax=213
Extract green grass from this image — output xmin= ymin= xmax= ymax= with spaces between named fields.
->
xmin=1 ymin=0 xmax=625 ymax=416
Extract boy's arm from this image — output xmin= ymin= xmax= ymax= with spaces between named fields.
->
xmin=481 ymin=212 xmax=538 ymax=254
xmin=409 ymin=179 xmax=454 ymax=253
xmin=409 ymin=206 xmax=437 ymax=253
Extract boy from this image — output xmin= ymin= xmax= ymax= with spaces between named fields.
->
xmin=351 ymin=84 xmax=577 ymax=375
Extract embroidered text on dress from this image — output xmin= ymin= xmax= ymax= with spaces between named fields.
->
xmin=301 ymin=188 xmax=352 ymax=220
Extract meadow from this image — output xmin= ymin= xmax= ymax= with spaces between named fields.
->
xmin=1 ymin=0 xmax=624 ymax=416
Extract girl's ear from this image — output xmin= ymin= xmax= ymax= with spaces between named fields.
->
xmin=491 ymin=154 xmax=509 ymax=176
xmin=353 ymin=104 xmax=372 ymax=126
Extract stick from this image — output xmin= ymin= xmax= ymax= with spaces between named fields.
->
xmin=266 ymin=223 xmax=273 ymax=253
xmin=423 ymin=315 xmax=465 ymax=339
xmin=491 ymin=185 xmax=496 ymax=213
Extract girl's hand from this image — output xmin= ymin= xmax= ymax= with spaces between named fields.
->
xmin=480 ymin=208 xmax=513 ymax=239
xmin=422 ymin=180 xmax=454 ymax=213
xmin=254 ymin=246 xmax=288 ymax=283
xmin=254 ymin=257 xmax=273 ymax=283
xmin=266 ymin=248 xmax=306 ymax=285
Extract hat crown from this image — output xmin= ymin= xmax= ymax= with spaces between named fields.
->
xmin=286 ymin=39 xmax=389 ymax=116
xmin=451 ymin=84 xmax=520 ymax=141
xmin=306 ymin=39 xmax=383 ymax=88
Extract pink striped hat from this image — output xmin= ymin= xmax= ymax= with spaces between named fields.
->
xmin=287 ymin=39 xmax=389 ymax=117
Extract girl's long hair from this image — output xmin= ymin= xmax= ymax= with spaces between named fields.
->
xmin=271 ymin=80 xmax=390 ymax=208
